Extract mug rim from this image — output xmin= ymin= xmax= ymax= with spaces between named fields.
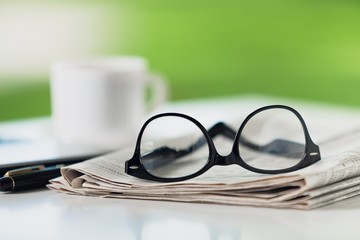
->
xmin=51 ymin=56 xmax=148 ymax=73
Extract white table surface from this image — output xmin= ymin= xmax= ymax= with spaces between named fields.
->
xmin=2 ymin=189 xmax=360 ymax=240
xmin=2 ymin=95 xmax=360 ymax=240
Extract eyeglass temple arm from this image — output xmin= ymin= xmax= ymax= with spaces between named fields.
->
xmin=211 ymin=122 xmax=305 ymax=157
xmin=142 ymin=122 xmax=306 ymax=168
xmin=186 ymin=122 xmax=236 ymax=152
xmin=196 ymin=122 xmax=305 ymax=157
xmin=140 ymin=122 xmax=232 ymax=169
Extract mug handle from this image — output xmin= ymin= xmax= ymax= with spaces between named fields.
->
xmin=146 ymin=73 xmax=169 ymax=112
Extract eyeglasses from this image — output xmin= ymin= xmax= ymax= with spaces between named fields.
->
xmin=125 ymin=105 xmax=321 ymax=182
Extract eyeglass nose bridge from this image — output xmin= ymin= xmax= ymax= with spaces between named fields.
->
xmin=214 ymin=152 xmax=238 ymax=166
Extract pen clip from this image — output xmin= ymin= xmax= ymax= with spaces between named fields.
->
xmin=4 ymin=165 xmax=46 ymax=177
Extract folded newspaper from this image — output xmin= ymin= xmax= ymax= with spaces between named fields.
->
xmin=48 ymin=97 xmax=360 ymax=210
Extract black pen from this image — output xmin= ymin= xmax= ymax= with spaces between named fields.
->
xmin=0 ymin=165 xmax=64 ymax=192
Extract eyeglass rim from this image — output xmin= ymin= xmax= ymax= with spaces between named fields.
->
xmin=126 ymin=112 xmax=215 ymax=182
xmin=125 ymin=105 xmax=321 ymax=182
xmin=232 ymin=105 xmax=320 ymax=174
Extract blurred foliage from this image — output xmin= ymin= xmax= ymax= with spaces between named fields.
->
xmin=1 ymin=0 xmax=360 ymax=121
xmin=0 ymin=81 xmax=51 ymax=120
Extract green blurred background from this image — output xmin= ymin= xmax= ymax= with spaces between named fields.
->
xmin=1 ymin=0 xmax=360 ymax=121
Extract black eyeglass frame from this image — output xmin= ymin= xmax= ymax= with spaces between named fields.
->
xmin=125 ymin=105 xmax=321 ymax=182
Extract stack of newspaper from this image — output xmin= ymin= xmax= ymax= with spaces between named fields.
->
xmin=48 ymin=97 xmax=360 ymax=209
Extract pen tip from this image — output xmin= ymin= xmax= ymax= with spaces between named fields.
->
xmin=0 ymin=177 xmax=14 ymax=192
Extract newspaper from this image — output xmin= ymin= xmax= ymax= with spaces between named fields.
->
xmin=48 ymin=124 xmax=360 ymax=210
xmin=48 ymin=97 xmax=360 ymax=209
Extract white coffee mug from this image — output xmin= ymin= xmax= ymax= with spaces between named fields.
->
xmin=50 ymin=56 xmax=168 ymax=148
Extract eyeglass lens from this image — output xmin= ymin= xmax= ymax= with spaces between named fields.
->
xmin=239 ymin=108 xmax=306 ymax=171
xmin=140 ymin=116 xmax=210 ymax=178
xmin=139 ymin=108 xmax=307 ymax=179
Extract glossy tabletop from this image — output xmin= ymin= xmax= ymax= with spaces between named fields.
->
xmin=2 ymin=95 xmax=360 ymax=240
xmin=1 ymin=189 xmax=360 ymax=240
